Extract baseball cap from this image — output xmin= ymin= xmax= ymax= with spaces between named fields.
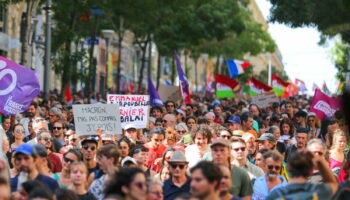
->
xmin=124 ymin=124 xmax=137 ymax=130
xmin=211 ymin=138 xmax=230 ymax=148
xmin=176 ymin=109 xmax=185 ymax=115
xmin=14 ymin=143 xmax=33 ymax=156
xmin=255 ymin=133 xmax=276 ymax=143
xmin=121 ymin=156 xmax=137 ymax=167
xmin=81 ymin=136 xmax=98 ymax=145
xmin=32 ymin=144 xmax=48 ymax=157
xmin=228 ymin=116 xmax=241 ymax=124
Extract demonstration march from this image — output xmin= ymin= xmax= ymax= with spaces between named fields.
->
xmin=0 ymin=0 xmax=350 ymax=200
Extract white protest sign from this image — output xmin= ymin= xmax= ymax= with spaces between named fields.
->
xmin=73 ymin=104 xmax=122 ymax=135
xmin=251 ymin=91 xmax=279 ymax=108
xmin=107 ymin=95 xmax=150 ymax=129
xmin=158 ymin=83 xmax=181 ymax=102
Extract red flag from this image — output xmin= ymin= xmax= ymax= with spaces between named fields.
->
xmin=309 ymin=89 xmax=341 ymax=120
xmin=65 ymin=84 xmax=72 ymax=102
xmin=248 ymin=78 xmax=272 ymax=95
xmin=215 ymin=74 xmax=239 ymax=90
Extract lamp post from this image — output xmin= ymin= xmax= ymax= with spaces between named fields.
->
xmin=43 ymin=0 xmax=52 ymax=99
xmin=201 ymin=53 xmax=208 ymax=94
xmin=102 ymin=29 xmax=114 ymax=96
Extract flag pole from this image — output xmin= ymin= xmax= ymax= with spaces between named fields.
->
xmin=268 ymin=58 xmax=272 ymax=86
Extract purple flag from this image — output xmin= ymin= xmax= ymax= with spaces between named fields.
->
xmin=175 ymin=52 xmax=192 ymax=104
xmin=309 ymin=89 xmax=341 ymax=121
xmin=148 ymin=77 xmax=163 ymax=106
xmin=0 ymin=57 xmax=40 ymax=115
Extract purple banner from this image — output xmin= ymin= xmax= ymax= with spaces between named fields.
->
xmin=0 ymin=57 xmax=40 ymax=115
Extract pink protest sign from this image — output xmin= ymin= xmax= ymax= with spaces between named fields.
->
xmin=309 ymin=89 xmax=341 ymax=121
xmin=0 ymin=57 xmax=40 ymax=115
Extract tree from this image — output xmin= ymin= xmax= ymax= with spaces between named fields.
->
xmin=330 ymin=38 xmax=349 ymax=82
xmin=268 ymin=0 xmax=350 ymax=81
xmin=2 ymin=0 xmax=44 ymax=66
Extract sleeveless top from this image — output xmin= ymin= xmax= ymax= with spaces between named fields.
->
xmin=53 ymin=173 xmax=69 ymax=189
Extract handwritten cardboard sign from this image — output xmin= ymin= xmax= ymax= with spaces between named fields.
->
xmin=251 ymin=91 xmax=279 ymax=108
xmin=73 ymin=104 xmax=122 ymax=135
xmin=158 ymin=83 xmax=181 ymax=102
xmin=107 ymin=95 xmax=150 ymax=129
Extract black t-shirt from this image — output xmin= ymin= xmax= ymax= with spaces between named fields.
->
xmin=276 ymin=141 xmax=286 ymax=154
xmin=78 ymin=191 xmax=97 ymax=200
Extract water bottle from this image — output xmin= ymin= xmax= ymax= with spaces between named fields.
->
xmin=17 ymin=171 xmax=28 ymax=191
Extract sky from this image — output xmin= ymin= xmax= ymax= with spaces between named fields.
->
xmin=256 ymin=0 xmax=339 ymax=94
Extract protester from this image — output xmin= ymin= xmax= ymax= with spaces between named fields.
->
xmin=252 ymin=150 xmax=287 ymax=200
xmin=10 ymin=143 xmax=59 ymax=192
xmin=266 ymin=150 xmax=338 ymax=200
xmin=185 ymin=125 xmax=212 ymax=168
xmin=90 ymin=144 xmax=120 ymax=199
xmin=145 ymin=127 xmax=167 ymax=172
xmin=190 ymin=161 xmax=222 ymax=200
xmin=231 ymin=137 xmax=264 ymax=182
xmin=147 ymin=178 xmax=164 ymax=200
xmin=284 ymin=128 xmax=309 ymax=162
xmin=53 ymin=148 xmax=83 ymax=188
xmin=163 ymin=151 xmax=191 ymax=200
xmin=104 ymin=167 xmax=147 ymax=200
xmin=69 ymin=161 xmax=97 ymax=200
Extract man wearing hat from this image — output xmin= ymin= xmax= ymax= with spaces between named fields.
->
xmin=227 ymin=116 xmax=242 ymax=132
xmin=163 ymin=151 xmax=191 ymax=200
xmin=285 ymin=128 xmax=309 ymax=162
xmin=80 ymin=137 xmax=103 ymax=185
xmin=256 ymin=133 xmax=277 ymax=150
xmin=123 ymin=124 xmax=139 ymax=144
xmin=10 ymin=143 xmax=59 ymax=192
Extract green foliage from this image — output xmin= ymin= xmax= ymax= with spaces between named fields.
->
xmin=330 ymin=38 xmax=349 ymax=82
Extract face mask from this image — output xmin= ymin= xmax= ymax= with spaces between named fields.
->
xmin=267 ymin=173 xmax=277 ymax=179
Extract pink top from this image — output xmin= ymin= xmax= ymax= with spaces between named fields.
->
xmin=329 ymin=157 xmax=343 ymax=169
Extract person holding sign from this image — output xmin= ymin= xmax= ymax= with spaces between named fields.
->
xmin=145 ymin=127 xmax=167 ymax=172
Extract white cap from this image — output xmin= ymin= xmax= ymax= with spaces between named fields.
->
xmin=124 ymin=124 xmax=137 ymax=130
xmin=121 ymin=156 xmax=137 ymax=167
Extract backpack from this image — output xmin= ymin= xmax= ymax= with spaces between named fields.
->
xmin=274 ymin=184 xmax=319 ymax=200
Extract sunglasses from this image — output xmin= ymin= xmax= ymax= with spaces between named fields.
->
xmin=176 ymin=130 xmax=186 ymax=134
xmin=162 ymin=120 xmax=167 ymax=123
xmin=83 ymin=145 xmax=96 ymax=151
xmin=15 ymin=130 xmax=25 ymax=134
xmin=39 ymin=137 xmax=52 ymax=141
xmin=170 ymin=163 xmax=186 ymax=169
xmin=70 ymin=138 xmax=77 ymax=142
xmin=53 ymin=127 xmax=63 ymax=130
xmin=221 ymin=135 xmax=231 ymax=139
xmin=64 ymin=157 xmax=74 ymax=163
xmin=166 ymin=104 xmax=174 ymax=108
xmin=132 ymin=181 xmax=147 ymax=190
xmin=267 ymin=165 xmax=281 ymax=171
xmin=233 ymin=147 xmax=246 ymax=152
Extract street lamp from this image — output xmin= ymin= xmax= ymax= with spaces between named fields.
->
xmin=102 ymin=29 xmax=114 ymax=95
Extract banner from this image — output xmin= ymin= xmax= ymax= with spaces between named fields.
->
xmin=158 ymin=84 xmax=181 ymax=103
xmin=251 ymin=91 xmax=279 ymax=108
xmin=0 ymin=57 xmax=40 ymax=115
xmin=73 ymin=104 xmax=122 ymax=135
xmin=309 ymin=89 xmax=341 ymax=121
xmin=107 ymin=94 xmax=150 ymax=129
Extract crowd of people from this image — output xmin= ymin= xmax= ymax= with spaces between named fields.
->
xmin=0 ymin=92 xmax=349 ymax=200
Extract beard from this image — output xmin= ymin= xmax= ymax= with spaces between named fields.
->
xmin=267 ymin=173 xmax=278 ymax=180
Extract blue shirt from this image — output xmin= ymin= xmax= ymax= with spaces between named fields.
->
xmin=11 ymin=174 xmax=59 ymax=192
xmin=163 ymin=177 xmax=191 ymax=200
xmin=252 ymin=175 xmax=287 ymax=200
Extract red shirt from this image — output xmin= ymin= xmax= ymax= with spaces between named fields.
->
xmin=144 ymin=143 xmax=167 ymax=172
